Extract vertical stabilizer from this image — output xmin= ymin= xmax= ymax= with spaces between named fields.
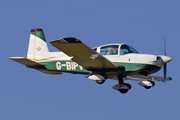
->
xmin=27 ymin=28 xmax=49 ymax=60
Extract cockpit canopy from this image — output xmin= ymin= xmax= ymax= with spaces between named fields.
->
xmin=100 ymin=45 xmax=119 ymax=55
xmin=120 ymin=44 xmax=139 ymax=55
xmin=93 ymin=44 xmax=139 ymax=56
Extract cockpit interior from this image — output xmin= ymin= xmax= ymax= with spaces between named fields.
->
xmin=93 ymin=44 xmax=139 ymax=56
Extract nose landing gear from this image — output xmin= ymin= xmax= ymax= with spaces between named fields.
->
xmin=112 ymin=75 xmax=132 ymax=94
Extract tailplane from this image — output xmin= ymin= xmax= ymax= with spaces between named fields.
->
xmin=9 ymin=28 xmax=62 ymax=75
xmin=27 ymin=28 xmax=49 ymax=60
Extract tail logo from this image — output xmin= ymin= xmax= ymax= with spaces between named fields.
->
xmin=36 ymin=46 xmax=41 ymax=51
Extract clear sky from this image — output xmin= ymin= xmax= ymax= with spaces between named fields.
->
xmin=1 ymin=0 xmax=180 ymax=120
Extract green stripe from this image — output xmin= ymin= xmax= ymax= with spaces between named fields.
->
xmin=38 ymin=60 xmax=161 ymax=75
xmin=40 ymin=61 xmax=89 ymax=73
xmin=31 ymin=31 xmax=46 ymax=42
xmin=114 ymin=62 xmax=161 ymax=73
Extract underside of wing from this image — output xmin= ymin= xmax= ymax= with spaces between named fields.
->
xmin=50 ymin=37 xmax=124 ymax=71
xmin=127 ymin=75 xmax=172 ymax=82
xmin=9 ymin=57 xmax=43 ymax=67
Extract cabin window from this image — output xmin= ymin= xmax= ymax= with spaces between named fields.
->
xmin=100 ymin=45 xmax=119 ymax=55
xmin=120 ymin=45 xmax=139 ymax=55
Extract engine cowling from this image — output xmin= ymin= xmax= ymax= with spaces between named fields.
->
xmin=138 ymin=80 xmax=155 ymax=87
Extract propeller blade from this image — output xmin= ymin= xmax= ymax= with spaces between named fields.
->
xmin=164 ymin=37 xmax=166 ymax=56
xmin=163 ymin=37 xmax=166 ymax=82
xmin=163 ymin=63 xmax=167 ymax=82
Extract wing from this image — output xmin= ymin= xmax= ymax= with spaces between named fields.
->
xmin=127 ymin=75 xmax=172 ymax=82
xmin=50 ymin=37 xmax=124 ymax=71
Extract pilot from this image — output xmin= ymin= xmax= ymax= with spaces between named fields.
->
xmin=106 ymin=47 xmax=113 ymax=55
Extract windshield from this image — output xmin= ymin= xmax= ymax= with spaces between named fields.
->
xmin=120 ymin=44 xmax=139 ymax=55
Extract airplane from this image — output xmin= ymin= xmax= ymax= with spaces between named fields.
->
xmin=9 ymin=28 xmax=172 ymax=94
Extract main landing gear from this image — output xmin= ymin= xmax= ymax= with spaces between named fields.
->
xmin=112 ymin=75 xmax=132 ymax=94
xmin=96 ymin=80 xmax=105 ymax=84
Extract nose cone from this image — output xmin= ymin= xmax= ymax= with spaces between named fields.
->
xmin=161 ymin=56 xmax=172 ymax=63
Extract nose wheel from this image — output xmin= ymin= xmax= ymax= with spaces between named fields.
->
xmin=117 ymin=75 xmax=132 ymax=94
xmin=112 ymin=75 xmax=132 ymax=94
xmin=118 ymin=83 xmax=131 ymax=94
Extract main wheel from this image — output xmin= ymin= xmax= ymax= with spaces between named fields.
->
xmin=144 ymin=86 xmax=151 ymax=89
xmin=96 ymin=80 xmax=105 ymax=84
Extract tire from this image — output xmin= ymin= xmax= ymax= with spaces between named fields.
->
xmin=144 ymin=86 xmax=151 ymax=89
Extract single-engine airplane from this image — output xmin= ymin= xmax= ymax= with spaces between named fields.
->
xmin=9 ymin=28 xmax=172 ymax=94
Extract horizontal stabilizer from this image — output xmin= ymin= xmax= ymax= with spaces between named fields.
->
xmin=9 ymin=57 xmax=43 ymax=67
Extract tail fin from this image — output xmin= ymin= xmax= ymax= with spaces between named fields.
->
xmin=27 ymin=28 xmax=49 ymax=60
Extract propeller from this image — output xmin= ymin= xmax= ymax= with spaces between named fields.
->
xmin=163 ymin=37 xmax=167 ymax=82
